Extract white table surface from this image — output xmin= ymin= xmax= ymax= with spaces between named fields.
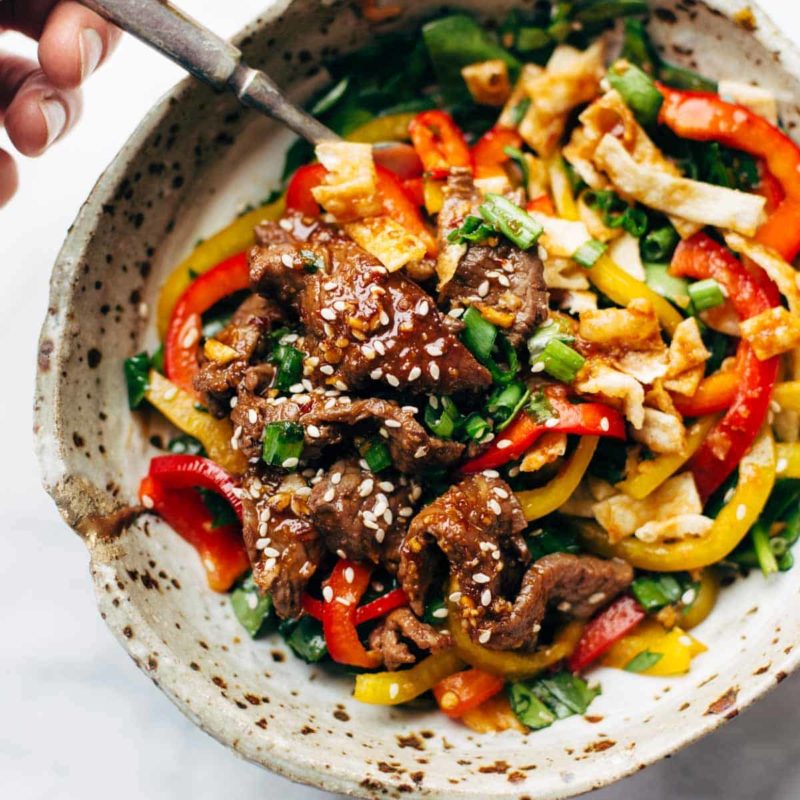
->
xmin=4 ymin=2 xmax=800 ymax=798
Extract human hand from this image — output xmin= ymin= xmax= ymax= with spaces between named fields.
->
xmin=1 ymin=1 xmax=121 ymax=207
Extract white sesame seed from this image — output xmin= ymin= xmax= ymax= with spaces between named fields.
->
xmin=771 ymin=400 xmax=782 ymax=413
xmin=375 ymin=528 xmax=386 ymax=543
xmin=600 ymin=417 xmax=610 ymax=432
xmin=481 ymin=589 xmax=492 ymax=607
xmin=402 ymin=406 xmax=418 ymax=414
xmin=425 ymin=341 xmax=444 ymax=357
xmin=289 ymin=382 xmax=305 ymax=394
xmin=323 ymin=280 xmax=336 ymax=291
xmin=777 ymin=458 xmax=789 ymax=474
xmin=282 ymin=457 xmax=299 ymax=469
xmin=374 ymin=340 xmax=386 ymax=355
xmin=295 ymin=486 xmax=311 ymax=497
xmin=379 ymin=481 xmax=395 ymax=492
xmin=321 ymin=308 xmax=336 ymax=321
xmin=385 ymin=418 xmax=401 ymax=428
xmin=330 ymin=472 xmax=342 ymax=485
xmin=493 ymin=487 xmax=509 ymax=499
xmin=359 ymin=478 xmax=375 ymax=497
xmin=473 ymin=572 xmax=490 ymax=584
xmin=723 ymin=487 xmax=736 ymax=504
xmin=389 ymin=683 xmax=399 ymax=700
xmin=344 ymin=567 xmax=355 ymax=584
xmin=429 ymin=363 xmax=441 ymax=380
xmin=323 ymin=487 xmax=336 ymax=502
xmin=408 ymin=366 xmax=422 ymax=381
xmin=163 ymin=387 xmax=177 ymax=401
xmin=557 ymin=601 xmax=572 ymax=612
xmin=681 ymin=588 xmax=696 ymax=606
xmin=477 ymin=280 xmax=490 ymax=297
xmin=263 ymin=547 xmax=281 ymax=558
xmin=488 ymin=499 xmax=502 ymax=515
xmin=264 ymin=557 xmax=277 ymax=572
xmin=482 ymin=469 xmax=500 ymax=478
xmin=181 ymin=327 xmax=199 ymax=349
xmin=230 ymin=396 xmax=238 ymax=408
xmin=414 ymin=446 xmax=428 ymax=459
xmin=531 ymin=361 xmax=546 ymax=373
xmin=322 ymin=586 xmax=334 ymax=602
xmin=373 ymin=498 xmax=388 ymax=517
xmin=333 ymin=380 xmax=349 ymax=391
xmin=448 ymin=308 xmax=464 ymax=319
xmin=369 ymin=367 xmax=384 ymax=380
xmin=544 ymin=417 xmax=559 ymax=428
xmin=363 ymin=517 xmax=379 ymax=531
xmin=386 ymin=374 xmax=400 ymax=388
xmin=281 ymin=253 xmax=294 ymax=268
xmin=361 ymin=345 xmax=376 ymax=360
xmin=588 ymin=592 xmax=606 ymax=604
xmin=307 ymin=424 xmax=321 ymax=439
xmin=736 ymin=503 xmax=747 ymax=521
xmin=399 ymin=506 xmax=414 ymax=518
xmin=496 ymin=439 xmax=513 ymax=450
xmin=380 ymin=310 xmax=390 ymax=326
xmin=497 ymin=274 xmax=510 ymax=287
xmin=334 ymin=300 xmax=347 ymax=312
xmin=142 ymin=494 xmax=154 ymax=509
xmin=247 ymin=409 xmax=258 ymax=425
xmin=417 ymin=300 xmax=430 ymax=316
xmin=478 ymin=630 xmax=491 ymax=644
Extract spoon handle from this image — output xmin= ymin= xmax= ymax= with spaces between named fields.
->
xmin=80 ymin=0 xmax=338 ymax=145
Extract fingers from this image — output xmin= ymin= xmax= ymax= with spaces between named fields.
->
xmin=38 ymin=1 xmax=121 ymax=89
xmin=0 ymin=148 xmax=19 ymax=207
xmin=4 ymin=67 xmax=82 ymax=157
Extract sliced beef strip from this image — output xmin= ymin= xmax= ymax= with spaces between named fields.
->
xmin=240 ymin=469 xmax=324 ymax=620
xmin=305 ymin=397 xmax=464 ymax=473
xmin=399 ymin=474 xmax=529 ymax=618
xmin=194 ymin=294 xmax=283 ymax=415
xmin=249 ymin=213 xmax=491 ymax=394
xmin=307 ymin=458 xmax=417 ymax=571
xmin=437 ymin=170 xmax=549 ymax=347
xmin=368 ymin=608 xmax=453 ymax=670
xmin=482 ymin=553 xmax=634 ymax=650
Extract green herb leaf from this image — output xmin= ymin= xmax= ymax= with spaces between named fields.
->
xmin=463 ymin=413 xmax=491 ymax=441
xmin=631 ymin=573 xmax=684 ymax=612
xmin=124 ymin=352 xmax=152 ymax=409
xmin=231 ymin=573 xmax=274 ymax=638
xmin=624 ymin=650 xmax=663 ymax=672
xmin=488 ymin=381 xmax=531 ymax=432
xmin=527 ymin=389 xmax=557 ymax=425
xmin=507 ymin=683 xmax=557 ymax=730
xmin=509 ymin=670 xmax=600 ymax=730
xmin=447 ymin=215 xmax=496 ymax=245
xmin=526 ymin=522 xmax=581 ymax=559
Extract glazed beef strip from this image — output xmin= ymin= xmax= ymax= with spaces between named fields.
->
xmin=399 ymin=474 xmax=633 ymax=650
xmin=249 ymin=213 xmax=491 ymax=394
xmin=240 ymin=469 xmax=324 ymax=620
xmin=306 ymin=458 xmax=418 ymax=571
xmin=368 ymin=608 xmax=452 ymax=670
xmin=437 ymin=169 xmax=549 ymax=347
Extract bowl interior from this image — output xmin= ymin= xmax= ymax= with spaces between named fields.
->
xmin=35 ymin=1 xmax=800 ymax=797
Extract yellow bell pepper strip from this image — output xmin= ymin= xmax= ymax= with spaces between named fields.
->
xmin=547 ymin=154 xmax=580 ymax=221
xmin=144 ymin=370 xmax=247 ymax=475
xmin=578 ymin=429 xmax=776 ymax=571
xmin=774 ymin=381 xmax=800 ymax=413
xmin=449 ymin=599 xmax=584 ymax=680
xmin=681 ymin=570 xmax=719 ymax=630
xmin=617 ymin=416 xmax=716 ymax=500
xmin=601 ymin=619 xmax=707 ymax=676
xmin=345 ymin=112 xmax=417 ymax=144
xmin=776 ymin=442 xmax=800 ymax=479
xmin=515 ymin=436 xmax=598 ymax=521
xmin=461 ymin=693 xmax=527 ymax=734
xmin=588 ymin=254 xmax=683 ymax=337
xmin=155 ymin=196 xmax=285 ymax=338
xmin=353 ymin=650 xmax=464 ymax=705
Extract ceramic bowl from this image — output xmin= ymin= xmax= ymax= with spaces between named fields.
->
xmin=34 ymin=1 xmax=800 ymax=797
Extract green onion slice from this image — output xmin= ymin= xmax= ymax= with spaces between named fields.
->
xmin=573 ymin=239 xmax=607 ymax=269
xmin=534 ymin=339 xmax=586 ymax=384
xmin=262 ymin=421 xmax=304 ymax=468
xmin=688 ymin=279 xmax=726 ymax=314
xmin=363 ymin=438 xmax=393 ymax=472
xmin=479 ymin=193 xmax=543 ymax=250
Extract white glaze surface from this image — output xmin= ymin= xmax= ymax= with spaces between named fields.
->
xmin=7 ymin=2 xmax=800 ymax=798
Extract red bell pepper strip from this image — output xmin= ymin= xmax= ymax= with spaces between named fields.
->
xmin=285 ymin=163 xmax=437 ymax=255
xmin=568 ymin=595 xmax=646 ymax=673
xmin=321 ymin=559 xmax=381 ymax=668
xmin=671 ymin=233 xmax=780 ymax=500
xmin=409 ymin=110 xmax=472 ymax=179
xmin=527 ymin=194 xmax=556 ymax=216
xmin=461 ymin=388 xmax=626 ymax=474
xmin=164 ymin=251 xmax=250 ymax=395
xmin=139 ymin=475 xmax=249 ymax=593
xmin=756 ymin=162 xmax=785 ymax=214
xmin=302 ymin=586 xmax=408 ymax=625
xmin=472 ymin=127 xmax=523 ymax=180
xmin=433 ymin=668 xmax=505 ymax=718
xmin=147 ymin=455 xmax=244 ymax=521
xmin=401 ymin=177 xmax=425 ymax=207
xmin=658 ymin=86 xmax=800 ymax=261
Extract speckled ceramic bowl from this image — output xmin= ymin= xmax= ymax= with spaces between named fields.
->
xmin=34 ymin=1 xmax=800 ymax=796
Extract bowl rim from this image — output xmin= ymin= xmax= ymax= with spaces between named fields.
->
xmin=33 ymin=1 xmax=800 ymax=797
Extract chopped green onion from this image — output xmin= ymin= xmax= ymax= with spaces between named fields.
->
xmin=262 ymin=421 xmax=304 ymax=468
xmin=751 ymin=521 xmax=779 ymax=576
xmin=271 ymin=344 xmax=305 ymax=391
xmin=688 ymin=279 xmax=726 ymax=313
xmin=503 ymin=145 xmax=530 ymax=188
xmin=659 ymin=63 xmax=718 ymax=92
xmin=124 ymin=352 xmax=152 ymax=410
xmin=573 ymin=239 xmax=607 ymax=268
xmin=631 ymin=574 xmax=683 ymax=612
xmin=423 ymin=596 xmax=448 ymax=625
xmin=527 ymin=389 xmax=557 ymax=425
xmin=363 ymin=438 xmax=393 ymax=472
xmin=461 ymin=306 xmax=498 ymax=363
xmin=621 ymin=18 xmax=658 ymax=75
xmin=624 ymin=650 xmax=663 ymax=673
xmin=528 ymin=317 xmax=575 ymax=362
xmin=479 ymin=193 xmax=543 ymax=250
xmin=486 ymin=332 xmax=520 ymax=385
xmin=278 ymin=616 xmax=328 ymax=663
xmin=488 ymin=381 xmax=531 ymax=432
xmin=606 ymin=60 xmax=663 ymax=127
xmin=424 ymin=396 xmax=461 ymax=439
xmin=644 ymin=263 xmax=690 ymax=308
xmin=509 ymin=97 xmax=531 ymax=126
xmin=463 ymin=413 xmax=491 ymax=441
xmin=535 ymin=339 xmax=585 ymax=384
xmin=447 ymin=215 xmax=496 ymax=245
xmin=641 ymin=226 xmax=680 ymax=262
xmin=231 ymin=573 xmax=274 ymax=638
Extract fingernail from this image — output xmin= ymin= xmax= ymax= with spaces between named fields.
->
xmin=39 ymin=98 xmax=67 ymax=148
xmin=80 ymin=28 xmax=104 ymax=80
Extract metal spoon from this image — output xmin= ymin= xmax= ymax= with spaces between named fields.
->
xmin=79 ymin=0 xmax=340 ymax=145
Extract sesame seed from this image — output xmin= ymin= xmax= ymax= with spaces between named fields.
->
xmin=723 ymin=487 xmax=736 ymax=504
xmin=321 ymin=308 xmax=336 ymax=321
xmin=385 ymin=419 xmax=401 ymax=428
xmin=477 ymin=280 xmax=490 ymax=297
xmin=263 ymin=547 xmax=280 ymax=558
xmin=777 ymin=458 xmax=789 ymax=473
xmin=399 ymin=506 xmax=414 ymax=518
xmin=295 ymin=486 xmax=311 ymax=497
xmin=281 ymin=253 xmax=294 ymax=267
xmin=375 ymin=528 xmax=386 ymax=544
xmin=557 ymin=601 xmax=572 ymax=612
xmin=322 ymin=586 xmax=334 ymax=602
xmin=736 ymin=503 xmax=747 ymax=521
xmin=323 ymin=280 xmax=336 ymax=291
xmin=493 ymin=487 xmax=509 ymax=499
xmin=496 ymin=439 xmax=512 ymax=450
xmin=383 ymin=509 xmax=394 ymax=526
xmin=386 ymin=374 xmax=400 ymax=387
xmin=588 ymin=592 xmax=605 ymax=604
xmin=417 ymin=300 xmax=430 ymax=316
xmin=307 ymin=424 xmax=321 ymax=439
xmin=449 ymin=591 xmax=462 ymax=603
xmin=408 ymin=366 xmax=422 ymax=381
xmin=478 ymin=630 xmax=491 ymax=644
xmin=482 ymin=470 xmax=500 ymax=478
xmin=333 ymin=300 xmax=347 ymax=312
xmin=545 ymin=417 xmax=559 ymax=428
xmin=370 ymin=368 xmax=383 ymax=380
xmin=363 ymin=517 xmax=379 ymax=531
xmin=497 ymin=274 xmax=510 ymax=288
xmin=362 ymin=345 xmax=376 ymax=360
xmin=344 ymin=567 xmax=355 ymax=584
xmin=230 ymin=396 xmax=238 ymax=408
xmin=289 ymin=382 xmax=305 ymax=394
xmin=414 ymin=446 xmax=428 ymax=459
xmin=488 ymin=499 xmax=502 ymax=515
xmin=331 ymin=472 xmax=342 ymax=485
xmin=425 ymin=342 xmax=444 ymax=357
xmin=247 ymin=409 xmax=258 ymax=425
xmin=389 ymin=683 xmax=399 ymax=700
xmin=771 ymin=400 xmax=782 ymax=413
xmin=448 ymin=308 xmax=464 ymax=319
xmin=164 ymin=387 xmax=177 ymax=401
xmin=681 ymin=588 xmax=696 ymax=606
xmin=600 ymin=417 xmax=610 ymax=432
xmin=378 ymin=481 xmax=395 ymax=492
xmin=142 ymin=494 xmax=154 ymax=509
xmin=359 ymin=478 xmax=375 ymax=497
xmin=429 ymin=363 xmax=440 ymax=380
xmin=264 ymin=557 xmax=276 ymax=572
xmin=323 ymin=487 xmax=336 ymax=502
xmin=481 ymin=589 xmax=492 ymax=607
xmin=282 ymin=457 xmax=299 ymax=469
xmin=181 ymin=328 xmax=199 ymax=349
xmin=373 ymin=498 xmax=388 ymax=517
xmin=531 ymin=361 xmax=546 ymax=373
xmin=380 ymin=310 xmax=390 ymax=326
xmin=472 ymin=572 xmax=490 ymax=584
xmin=374 ymin=340 xmax=386 ymax=355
